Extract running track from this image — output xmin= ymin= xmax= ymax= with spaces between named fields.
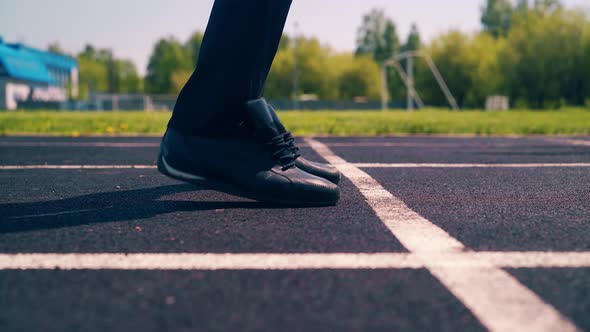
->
xmin=1 ymin=135 xmax=589 ymax=331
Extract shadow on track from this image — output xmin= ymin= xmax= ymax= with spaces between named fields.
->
xmin=0 ymin=184 xmax=270 ymax=233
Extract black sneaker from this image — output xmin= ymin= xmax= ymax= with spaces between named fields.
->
xmin=267 ymin=104 xmax=341 ymax=184
xmin=157 ymin=98 xmax=340 ymax=206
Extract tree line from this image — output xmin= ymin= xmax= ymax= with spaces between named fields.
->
xmin=420 ymin=0 xmax=590 ymax=109
xmin=61 ymin=0 xmax=590 ymax=109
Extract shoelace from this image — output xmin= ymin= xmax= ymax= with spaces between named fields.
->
xmin=267 ymin=134 xmax=297 ymax=171
xmin=282 ymin=132 xmax=302 ymax=159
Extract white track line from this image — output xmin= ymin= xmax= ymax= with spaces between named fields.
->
xmin=547 ymin=138 xmax=590 ymax=147
xmin=3 ymin=163 xmax=590 ymax=170
xmin=1 ymin=252 xmax=589 ymax=270
xmin=0 ymin=253 xmax=417 ymax=270
xmin=321 ymin=142 xmax=533 ymax=148
xmin=0 ymin=165 xmax=157 ymax=170
xmin=352 ymin=163 xmax=590 ymax=168
xmin=0 ymin=142 xmax=159 ymax=147
xmin=305 ymin=138 xmax=579 ymax=332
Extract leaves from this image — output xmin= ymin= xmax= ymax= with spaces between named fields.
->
xmin=266 ymin=37 xmax=381 ymax=101
xmin=355 ymin=9 xmax=400 ymax=64
xmin=76 ymin=45 xmax=142 ymax=99
xmin=145 ymin=37 xmax=192 ymax=94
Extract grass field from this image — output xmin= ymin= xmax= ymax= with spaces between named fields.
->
xmin=1 ymin=108 xmax=589 ymax=136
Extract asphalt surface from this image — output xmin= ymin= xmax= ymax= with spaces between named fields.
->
xmin=1 ymin=135 xmax=589 ymax=331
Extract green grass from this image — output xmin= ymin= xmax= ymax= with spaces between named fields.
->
xmin=1 ymin=108 xmax=589 ymax=136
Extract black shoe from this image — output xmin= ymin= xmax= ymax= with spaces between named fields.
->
xmin=267 ymin=105 xmax=341 ymax=184
xmin=157 ymin=98 xmax=340 ymax=206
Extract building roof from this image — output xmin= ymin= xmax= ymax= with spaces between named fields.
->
xmin=0 ymin=38 xmax=77 ymax=85
xmin=14 ymin=44 xmax=78 ymax=70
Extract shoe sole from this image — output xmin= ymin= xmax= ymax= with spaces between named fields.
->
xmin=157 ymin=154 xmax=338 ymax=207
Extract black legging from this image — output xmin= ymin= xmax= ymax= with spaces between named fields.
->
xmin=169 ymin=0 xmax=293 ymax=136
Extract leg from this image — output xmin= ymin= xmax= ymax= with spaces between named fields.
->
xmin=168 ymin=0 xmax=293 ymax=136
xmin=158 ymin=0 xmax=340 ymax=206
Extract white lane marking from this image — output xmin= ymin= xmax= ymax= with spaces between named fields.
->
xmin=544 ymin=138 xmax=590 ymax=147
xmin=353 ymin=163 xmax=590 ymax=168
xmin=0 ymin=253 xmax=418 ymax=270
xmin=0 ymin=165 xmax=157 ymax=170
xmin=459 ymin=252 xmax=590 ymax=268
xmin=320 ymin=142 xmax=533 ymax=148
xmin=1 ymin=252 xmax=590 ymax=270
xmin=3 ymin=163 xmax=590 ymax=170
xmin=305 ymin=138 xmax=579 ymax=332
xmin=0 ymin=142 xmax=160 ymax=147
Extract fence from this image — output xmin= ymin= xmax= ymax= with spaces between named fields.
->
xmin=68 ymin=94 xmax=405 ymax=111
xmin=37 ymin=91 xmax=428 ymax=111
xmin=84 ymin=93 xmax=177 ymax=111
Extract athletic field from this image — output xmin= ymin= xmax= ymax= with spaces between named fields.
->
xmin=1 ymin=135 xmax=589 ymax=331
xmin=1 ymin=109 xmax=590 ymax=136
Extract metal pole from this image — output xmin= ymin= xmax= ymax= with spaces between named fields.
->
xmin=423 ymin=54 xmax=459 ymax=111
xmin=292 ymin=22 xmax=300 ymax=111
xmin=380 ymin=64 xmax=389 ymax=111
xmin=407 ymin=56 xmax=414 ymax=111
xmin=390 ymin=60 xmax=425 ymax=109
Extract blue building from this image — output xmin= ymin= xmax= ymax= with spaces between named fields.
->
xmin=0 ymin=37 xmax=78 ymax=110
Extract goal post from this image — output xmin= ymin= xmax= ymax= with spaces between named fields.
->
xmin=381 ymin=51 xmax=459 ymax=111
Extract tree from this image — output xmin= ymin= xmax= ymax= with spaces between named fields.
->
xmin=463 ymin=33 xmax=506 ymax=107
xmin=393 ymin=24 xmax=423 ymax=105
xmin=170 ymin=69 xmax=193 ymax=95
xmin=337 ymin=55 xmax=381 ymax=100
xmin=77 ymin=55 xmax=109 ymax=100
xmin=265 ymin=46 xmax=295 ymax=100
xmin=145 ymin=37 xmax=192 ymax=94
xmin=185 ymin=31 xmax=204 ymax=67
xmin=402 ymin=24 xmax=422 ymax=52
xmin=533 ymin=0 xmax=562 ymax=15
xmin=294 ymin=37 xmax=340 ymax=100
xmin=77 ymin=45 xmax=118 ymax=93
xmin=77 ymin=45 xmax=111 ymax=98
xmin=515 ymin=0 xmax=530 ymax=13
xmin=114 ymin=60 xmax=142 ymax=93
xmin=415 ymin=31 xmax=474 ymax=107
xmin=500 ymin=9 xmax=588 ymax=108
xmin=80 ymin=45 xmax=113 ymax=63
xmin=583 ymin=27 xmax=590 ymax=106
xmin=278 ymin=34 xmax=291 ymax=51
xmin=355 ymin=8 xmax=400 ymax=63
xmin=48 ymin=42 xmax=64 ymax=54
xmin=481 ymin=0 xmax=514 ymax=37
xmin=266 ymin=35 xmax=382 ymax=101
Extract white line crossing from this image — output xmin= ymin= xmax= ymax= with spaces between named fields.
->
xmin=0 ymin=165 xmax=157 ymax=170
xmin=2 ymin=136 xmax=588 ymax=331
xmin=3 ymin=163 xmax=590 ymax=170
xmin=0 ymin=142 xmax=160 ymax=148
xmin=352 ymin=163 xmax=590 ymax=168
xmin=1 ymin=252 xmax=589 ymax=271
xmin=546 ymin=138 xmax=590 ymax=147
xmin=305 ymin=138 xmax=579 ymax=332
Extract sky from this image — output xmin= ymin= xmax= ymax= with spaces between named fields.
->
xmin=1 ymin=0 xmax=588 ymax=75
